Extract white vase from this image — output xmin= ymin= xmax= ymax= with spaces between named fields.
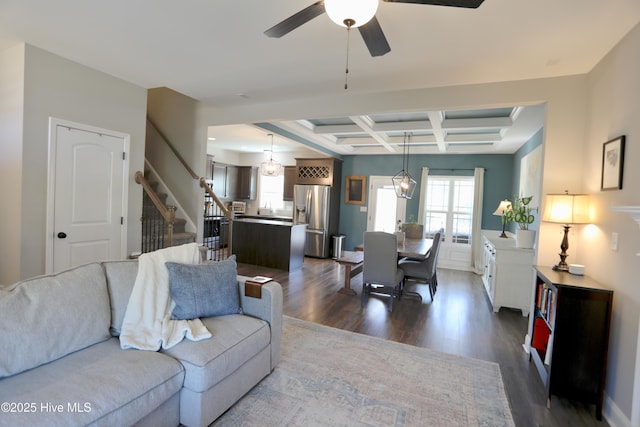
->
xmin=516 ymin=229 xmax=536 ymax=249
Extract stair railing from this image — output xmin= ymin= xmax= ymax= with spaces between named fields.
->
xmin=146 ymin=116 xmax=199 ymax=180
xmin=136 ymin=171 xmax=176 ymax=252
xmin=200 ymin=178 xmax=233 ymax=261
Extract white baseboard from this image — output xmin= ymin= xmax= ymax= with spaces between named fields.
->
xmin=605 ymin=394 xmax=632 ymax=427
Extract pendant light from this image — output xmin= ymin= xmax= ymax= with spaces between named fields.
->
xmin=392 ymin=132 xmax=416 ymax=199
xmin=260 ymin=133 xmax=282 ymax=176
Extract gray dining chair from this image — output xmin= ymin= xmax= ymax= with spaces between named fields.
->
xmin=361 ymin=231 xmax=405 ymax=312
xmin=398 ymin=229 xmax=443 ymax=301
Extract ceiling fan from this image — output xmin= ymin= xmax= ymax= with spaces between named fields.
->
xmin=264 ymin=0 xmax=485 ymax=57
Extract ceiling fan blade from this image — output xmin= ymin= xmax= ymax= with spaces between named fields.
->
xmin=383 ymin=0 xmax=484 ymax=8
xmin=264 ymin=1 xmax=326 ymax=38
xmin=358 ymin=16 xmax=391 ymax=57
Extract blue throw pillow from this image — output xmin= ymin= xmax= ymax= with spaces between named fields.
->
xmin=166 ymin=255 xmax=242 ymax=320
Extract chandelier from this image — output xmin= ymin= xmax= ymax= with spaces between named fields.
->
xmin=260 ymin=133 xmax=282 ymax=177
xmin=392 ymin=132 xmax=416 ymax=199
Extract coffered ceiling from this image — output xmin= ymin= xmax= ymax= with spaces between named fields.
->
xmin=209 ymin=103 xmax=544 ymax=156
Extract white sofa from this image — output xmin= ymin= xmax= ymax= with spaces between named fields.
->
xmin=0 ymin=259 xmax=282 ymax=427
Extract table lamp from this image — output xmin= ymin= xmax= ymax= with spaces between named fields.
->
xmin=493 ymin=199 xmax=512 ymax=238
xmin=541 ymin=191 xmax=590 ymax=271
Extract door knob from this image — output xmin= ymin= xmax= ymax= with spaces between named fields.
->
xmin=57 ymin=232 xmax=67 ymax=239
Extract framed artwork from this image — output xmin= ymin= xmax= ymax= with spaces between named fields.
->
xmin=346 ymin=176 xmax=366 ymax=205
xmin=601 ymin=136 xmax=626 ymax=191
xmin=519 ymin=144 xmax=542 ymax=210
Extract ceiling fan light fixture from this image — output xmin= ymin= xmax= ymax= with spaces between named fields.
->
xmin=324 ymin=0 xmax=378 ymax=28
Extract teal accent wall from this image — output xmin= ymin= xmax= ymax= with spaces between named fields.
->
xmin=338 ymin=154 xmax=514 ymax=250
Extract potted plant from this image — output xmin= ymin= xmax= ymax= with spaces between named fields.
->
xmin=401 ymin=214 xmax=424 ymax=239
xmin=395 ymin=220 xmax=405 ymax=244
xmin=504 ymin=196 xmax=537 ymax=248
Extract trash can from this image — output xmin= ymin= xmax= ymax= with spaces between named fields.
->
xmin=332 ymin=234 xmax=345 ymax=259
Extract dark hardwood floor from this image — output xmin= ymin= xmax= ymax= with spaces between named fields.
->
xmin=237 ymin=257 xmax=610 ymax=427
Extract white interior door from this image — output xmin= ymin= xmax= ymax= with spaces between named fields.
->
xmin=49 ymin=121 xmax=127 ymax=272
xmin=367 ymin=176 xmax=406 ymax=233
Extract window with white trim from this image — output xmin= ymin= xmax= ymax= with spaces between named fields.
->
xmin=423 ymin=176 xmax=475 ymax=245
xmin=259 ymin=173 xmax=284 ymax=211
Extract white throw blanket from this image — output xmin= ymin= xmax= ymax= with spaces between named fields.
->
xmin=119 ymin=243 xmax=212 ymax=350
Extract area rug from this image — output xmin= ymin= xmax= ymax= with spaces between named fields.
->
xmin=213 ymin=316 xmax=515 ymax=426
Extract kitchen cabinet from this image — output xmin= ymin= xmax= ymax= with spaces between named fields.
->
xmin=527 ymin=266 xmax=613 ymax=420
xmin=283 ymin=166 xmax=296 ymax=201
xmin=236 ymin=166 xmax=257 ymax=200
xmin=210 ymin=163 xmax=257 ymax=200
xmin=295 ymin=157 xmax=342 ymax=186
xmin=225 ymin=165 xmax=239 ymax=199
xmin=481 ymin=230 xmax=535 ymax=316
xmin=212 ymin=163 xmax=228 ymax=198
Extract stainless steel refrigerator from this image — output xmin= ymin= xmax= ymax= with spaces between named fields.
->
xmin=293 ymin=184 xmax=333 ymax=258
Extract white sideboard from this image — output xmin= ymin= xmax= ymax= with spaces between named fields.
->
xmin=481 ymin=230 xmax=535 ymax=316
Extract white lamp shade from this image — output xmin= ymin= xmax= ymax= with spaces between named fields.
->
xmin=324 ymin=0 xmax=378 ymax=28
xmin=542 ymin=193 xmax=590 ymax=224
xmin=493 ymin=200 xmax=512 ymax=216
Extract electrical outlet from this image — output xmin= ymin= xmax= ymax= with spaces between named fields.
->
xmin=611 ymin=232 xmax=619 ymax=251
xmin=360 ymin=206 xmax=367 ymax=212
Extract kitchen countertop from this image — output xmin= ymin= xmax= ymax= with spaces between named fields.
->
xmin=233 ymin=217 xmax=302 ymax=227
xmin=235 ymin=214 xmax=293 ymax=221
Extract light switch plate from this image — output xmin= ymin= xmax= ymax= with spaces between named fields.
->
xmin=611 ymin=232 xmax=619 ymax=251
xmin=360 ymin=206 xmax=367 ymax=212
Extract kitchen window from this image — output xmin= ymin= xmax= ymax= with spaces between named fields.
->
xmin=259 ymin=173 xmax=284 ymax=212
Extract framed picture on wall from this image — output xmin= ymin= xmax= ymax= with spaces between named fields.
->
xmin=346 ymin=176 xmax=366 ymax=205
xmin=601 ymin=136 xmax=625 ymax=191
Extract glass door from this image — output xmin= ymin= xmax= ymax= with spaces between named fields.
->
xmin=367 ymin=176 xmax=406 ymax=233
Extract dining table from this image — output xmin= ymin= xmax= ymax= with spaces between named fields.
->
xmin=354 ymin=237 xmax=434 ymax=259
xmin=337 ymin=237 xmax=434 ymax=295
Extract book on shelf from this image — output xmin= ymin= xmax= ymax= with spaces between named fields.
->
xmin=548 ymin=291 xmax=557 ymax=325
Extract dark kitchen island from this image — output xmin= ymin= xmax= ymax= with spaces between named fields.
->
xmin=232 ymin=218 xmax=307 ymax=271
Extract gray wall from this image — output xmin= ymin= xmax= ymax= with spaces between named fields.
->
xmin=0 ymin=44 xmax=147 ymax=282
xmin=580 ymin=23 xmax=640 ymax=423
xmin=0 ymin=44 xmax=25 ymax=284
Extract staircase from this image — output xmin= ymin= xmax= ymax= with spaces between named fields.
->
xmin=140 ymin=173 xmax=196 ymax=253
xmin=140 ymin=117 xmax=232 ymax=258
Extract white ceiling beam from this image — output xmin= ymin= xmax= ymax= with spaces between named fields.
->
xmin=276 ymin=120 xmax=353 ymax=155
xmin=426 ymin=111 xmax=448 ymax=153
xmin=336 ymin=134 xmax=438 ymax=145
xmin=349 ymin=115 xmax=397 ymax=153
